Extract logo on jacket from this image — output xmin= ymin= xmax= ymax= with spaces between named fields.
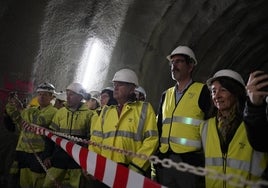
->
xmin=188 ymin=92 xmax=195 ymax=98
xmin=239 ymin=142 xmax=246 ymax=149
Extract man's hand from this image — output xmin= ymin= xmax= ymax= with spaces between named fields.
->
xmin=43 ymin=158 xmax=52 ymax=169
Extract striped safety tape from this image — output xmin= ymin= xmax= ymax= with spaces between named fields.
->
xmin=22 ymin=121 xmax=166 ymax=188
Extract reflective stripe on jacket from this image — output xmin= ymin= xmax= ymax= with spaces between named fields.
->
xmin=201 ymin=117 xmax=268 ymax=188
xmin=50 ymin=103 xmax=94 ymax=138
xmin=89 ymin=101 xmax=159 ymax=171
xmin=16 ymin=104 xmax=57 ymax=152
xmin=159 ymin=82 xmax=205 ymax=153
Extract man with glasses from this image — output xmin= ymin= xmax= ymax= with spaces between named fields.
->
xmin=89 ymin=68 xmax=159 ymax=187
xmin=155 ymin=46 xmax=212 ymax=188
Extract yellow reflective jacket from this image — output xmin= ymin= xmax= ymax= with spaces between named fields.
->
xmin=16 ymin=104 xmax=57 ymax=152
xmin=89 ymin=101 xmax=159 ymax=171
xmin=159 ymin=82 xmax=205 ymax=153
xmin=200 ymin=117 xmax=268 ymax=188
xmin=50 ymin=103 xmax=94 ymax=139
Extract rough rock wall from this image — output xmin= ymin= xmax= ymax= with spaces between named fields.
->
xmin=34 ymin=0 xmax=133 ymax=92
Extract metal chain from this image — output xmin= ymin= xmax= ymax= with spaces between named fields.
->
xmin=54 ymin=131 xmax=268 ymax=188
xmin=23 ymin=122 xmax=268 ymax=188
xmin=21 ymin=123 xmax=61 ymax=188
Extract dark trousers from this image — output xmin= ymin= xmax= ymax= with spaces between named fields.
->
xmin=155 ymin=152 xmax=205 ymax=188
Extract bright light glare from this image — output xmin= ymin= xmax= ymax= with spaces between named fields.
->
xmin=76 ymin=38 xmax=110 ymax=91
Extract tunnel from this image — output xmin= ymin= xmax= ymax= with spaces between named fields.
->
xmin=1 ymin=0 xmax=268 ymax=187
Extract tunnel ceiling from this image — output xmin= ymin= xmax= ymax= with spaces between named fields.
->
xmin=1 ymin=0 xmax=268 ymax=109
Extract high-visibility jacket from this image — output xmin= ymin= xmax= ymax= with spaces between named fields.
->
xmin=43 ymin=103 xmax=94 ymax=186
xmin=89 ymin=101 xmax=159 ymax=171
xmin=159 ymin=82 xmax=205 ymax=153
xmin=16 ymin=104 xmax=57 ymax=152
xmin=49 ymin=103 xmax=94 ymax=139
xmin=200 ymin=117 xmax=268 ymax=188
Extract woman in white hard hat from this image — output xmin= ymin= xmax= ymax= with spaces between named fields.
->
xmin=85 ymin=91 xmax=101 ymax=110
xmin=100 ymin=87 xmax=117 ymax=107
xmin=53 ymin=91 xmax=67 ymax=109
xmin=201 ymin=69 xmax=268 ymax=188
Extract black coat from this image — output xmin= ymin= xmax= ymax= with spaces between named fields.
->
xmin=244 ymin=98 xmax=268 ymax=152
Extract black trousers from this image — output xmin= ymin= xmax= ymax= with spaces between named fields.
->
xmin=155 ymin=152 xmax=205 ymax=188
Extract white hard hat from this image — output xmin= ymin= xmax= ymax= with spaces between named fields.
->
xmin=112 ymin=68 xmax=139 ymax=86
xmin=89 ymin=90 xmax=101 ymax=105
xmin=66 ymin=83 xmax=87 ymax=98
xmin=102 ymin=86 xmax=114 ymax=92
xmin=135 ymin=86 xmax=146 ymax=98
xmin=89 ymin=90 xmax=101 ymax=98
xmin=206 ymin=69 xmax=245 ymax=87
xmin=36 ymin=82 xmax=55 ymax=93
xmin=54 ymin=91 xmax=67 ymax=101
xmin=166 ymin=45 xmax=197 ymax=65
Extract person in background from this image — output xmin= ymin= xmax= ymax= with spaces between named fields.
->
xmin=100 ymin=87 xmax=117 ymax=107
xmin=53 ymin=91 xmax=67 ymax=109
xmin=42 ymin=83 xmax=94 ymax=188
xmin=5 ymin=82 xmax=57 ymax=188
xmin=244 ymin=70 xmax=268 ymax=186
xmin=202 ymin=69 xmax=268 ymax=188
xmin=27 ymin=95 xmax=39 ymax=108
xmin=244 ymin=70 xmax=268 ymax=151
xmin=85 ymin=91 xmax=101 ymax=110
xmin=135 ymin=86 xmax=146 ymax=101
xmin=89 ymin=68 xmax=159 ymax=187
xmin=4 ymin=92 xmax=24 ymax=188
xmin=155 ymin=45 xmax=211 ymax=188
xmin=4 ymin=92 xmax=24 ymax=132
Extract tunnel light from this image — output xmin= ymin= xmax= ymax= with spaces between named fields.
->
xmin=76 ymin=38 xmax=110 ymax=91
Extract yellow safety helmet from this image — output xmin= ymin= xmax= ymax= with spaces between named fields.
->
xmin=27 ymin=96 xmax=39 ymax=107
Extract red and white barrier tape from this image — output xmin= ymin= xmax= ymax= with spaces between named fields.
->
xmin=22 ymin=121 xmax=166 ymax=188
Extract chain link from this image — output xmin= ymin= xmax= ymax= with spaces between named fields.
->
xmin=21 ymin=123 xmax=62 ymax=188
xmin=23 ymin=122 xmax=268 ymax=188
xmin=55 ymin=130 xmax=268 ymax=187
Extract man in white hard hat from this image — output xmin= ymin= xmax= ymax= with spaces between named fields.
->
xmin=89 ymin=68 xmax=159 ymax=187
xmin=5 ymin=82 xmax=58 ymax=188
xmin=43 ymin=82 xmax=95 ymax=188
xmin=155 ymin=46 xmax=212 ymax=188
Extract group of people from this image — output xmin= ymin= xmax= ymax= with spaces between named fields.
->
xmin=4 ymin=45 xmax=268 ymax=188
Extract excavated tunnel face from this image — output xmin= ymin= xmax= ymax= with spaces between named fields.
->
xmin=1 ymin=0 xmax=268 ymax=110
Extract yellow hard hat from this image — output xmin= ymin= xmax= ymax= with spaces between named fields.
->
xmin=28 ymin=96 xmax=39 ymax=107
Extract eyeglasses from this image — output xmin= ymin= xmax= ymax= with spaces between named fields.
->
xmin=101 ymin=94 xmax=109 ymax=99
xmin=113 ymin=82 xmax=131 ymax=88
xmin=169 ymin=59 xmax=186 ymax=66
